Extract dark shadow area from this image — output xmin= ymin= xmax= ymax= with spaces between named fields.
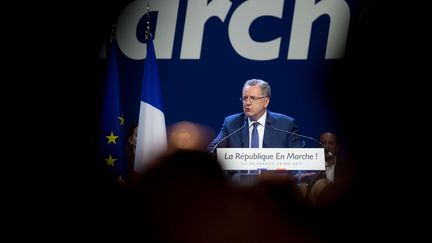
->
xmin=22 ymin=0 xmax=424 ymax=241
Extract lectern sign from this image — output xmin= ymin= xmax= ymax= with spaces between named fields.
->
xmin=216 ymin=148 xmax=325 ymax=171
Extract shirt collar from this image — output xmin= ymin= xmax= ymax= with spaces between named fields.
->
xmin=249 ymin=111 xmax=267 ymax=127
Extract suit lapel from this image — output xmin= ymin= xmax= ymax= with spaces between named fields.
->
xmin=241 ymin=123 xmax=249 ymax=148
xmin=263 ymin=111 xmax=274 ymax=148
xmin=263 ymin=127 xmax=271 ymax=148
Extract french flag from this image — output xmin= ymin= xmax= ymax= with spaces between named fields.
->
xmin=134 ymin=36 xmax=167 ymax=173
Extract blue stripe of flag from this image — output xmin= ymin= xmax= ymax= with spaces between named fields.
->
xmin=141 ymin=36 xmax=163 ymax=111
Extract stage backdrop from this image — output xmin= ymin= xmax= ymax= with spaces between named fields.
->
xmin=99 ymin=0 xmax=363 ymax=147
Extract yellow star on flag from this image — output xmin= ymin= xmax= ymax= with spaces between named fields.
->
xmin=118 ymin=115 xmax=125 ymax=126
xmin=105 ymin=154 xmax=117 ymax=167
xmin=106 ymin=131 xmax=118 ymax=144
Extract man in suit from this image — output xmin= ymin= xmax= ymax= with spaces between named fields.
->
xmin=208 ymin=79 xmax=305 ymax=151
xmin=307 ymin=131 xmax=354 ymax=204
xmin=320 ymin=132 xmax=340 ymax=182
xmin=208 ymin=79 xmax=305 ymax=184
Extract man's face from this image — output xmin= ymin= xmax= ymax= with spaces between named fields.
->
xmin=320 ymin=132 xmax=338 ymax=159
xmin=242 ymin=85 xmax=269 ymax=121
xmin=129 ymin=127 xmax=138 ymax=146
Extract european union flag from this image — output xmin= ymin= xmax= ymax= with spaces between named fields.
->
xmin=100 ymin=38 xmax=128 ymax=183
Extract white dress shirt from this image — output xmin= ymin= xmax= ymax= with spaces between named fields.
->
xmin=326 ymin=157 xmax=336 ymax=182
xmin=248 ymin=112 xmax=267 ymax=148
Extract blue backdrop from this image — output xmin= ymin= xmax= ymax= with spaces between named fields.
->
xmin=95 ymin=0 xmax=365 ymax=147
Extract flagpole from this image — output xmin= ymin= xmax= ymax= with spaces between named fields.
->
xmin=110 ymin=24 xmax=116 ymax=43
xmin=146 ymin=3 xmax=150 ymax=40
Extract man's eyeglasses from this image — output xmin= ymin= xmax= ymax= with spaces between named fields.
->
xmin=240 ymin=96 xmax=267 ymax=104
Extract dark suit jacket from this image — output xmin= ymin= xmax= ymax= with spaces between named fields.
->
xmin=208 ymin=111 xmax=305 ymax=152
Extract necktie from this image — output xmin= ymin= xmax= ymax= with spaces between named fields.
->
xmin=251 ymin=122 xmax=259 ymax=148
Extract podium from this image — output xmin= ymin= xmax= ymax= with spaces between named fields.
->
xmin=216 ymin=148 xmax=325 ymax=185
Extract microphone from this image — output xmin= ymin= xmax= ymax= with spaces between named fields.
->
xmin=266 ymin=122 xmax=335 ymax=158
xmin=267 ymin=123 xmax=328 ymax=183
xmin=266 ymin=122 xmax=322 ymax=147
xmin=267 ymin=122 xmax=334 ymax=157
xmin=210 ymin=119 xmax=247 ymax=153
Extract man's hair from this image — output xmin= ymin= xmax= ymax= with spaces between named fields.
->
xmin=244 ymin=79 xmax=271 ymax=97
xmin=127 ymin=122 xmax=138 ymax=139
xmin=320 ymin=132 xmax=338 ymax=145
